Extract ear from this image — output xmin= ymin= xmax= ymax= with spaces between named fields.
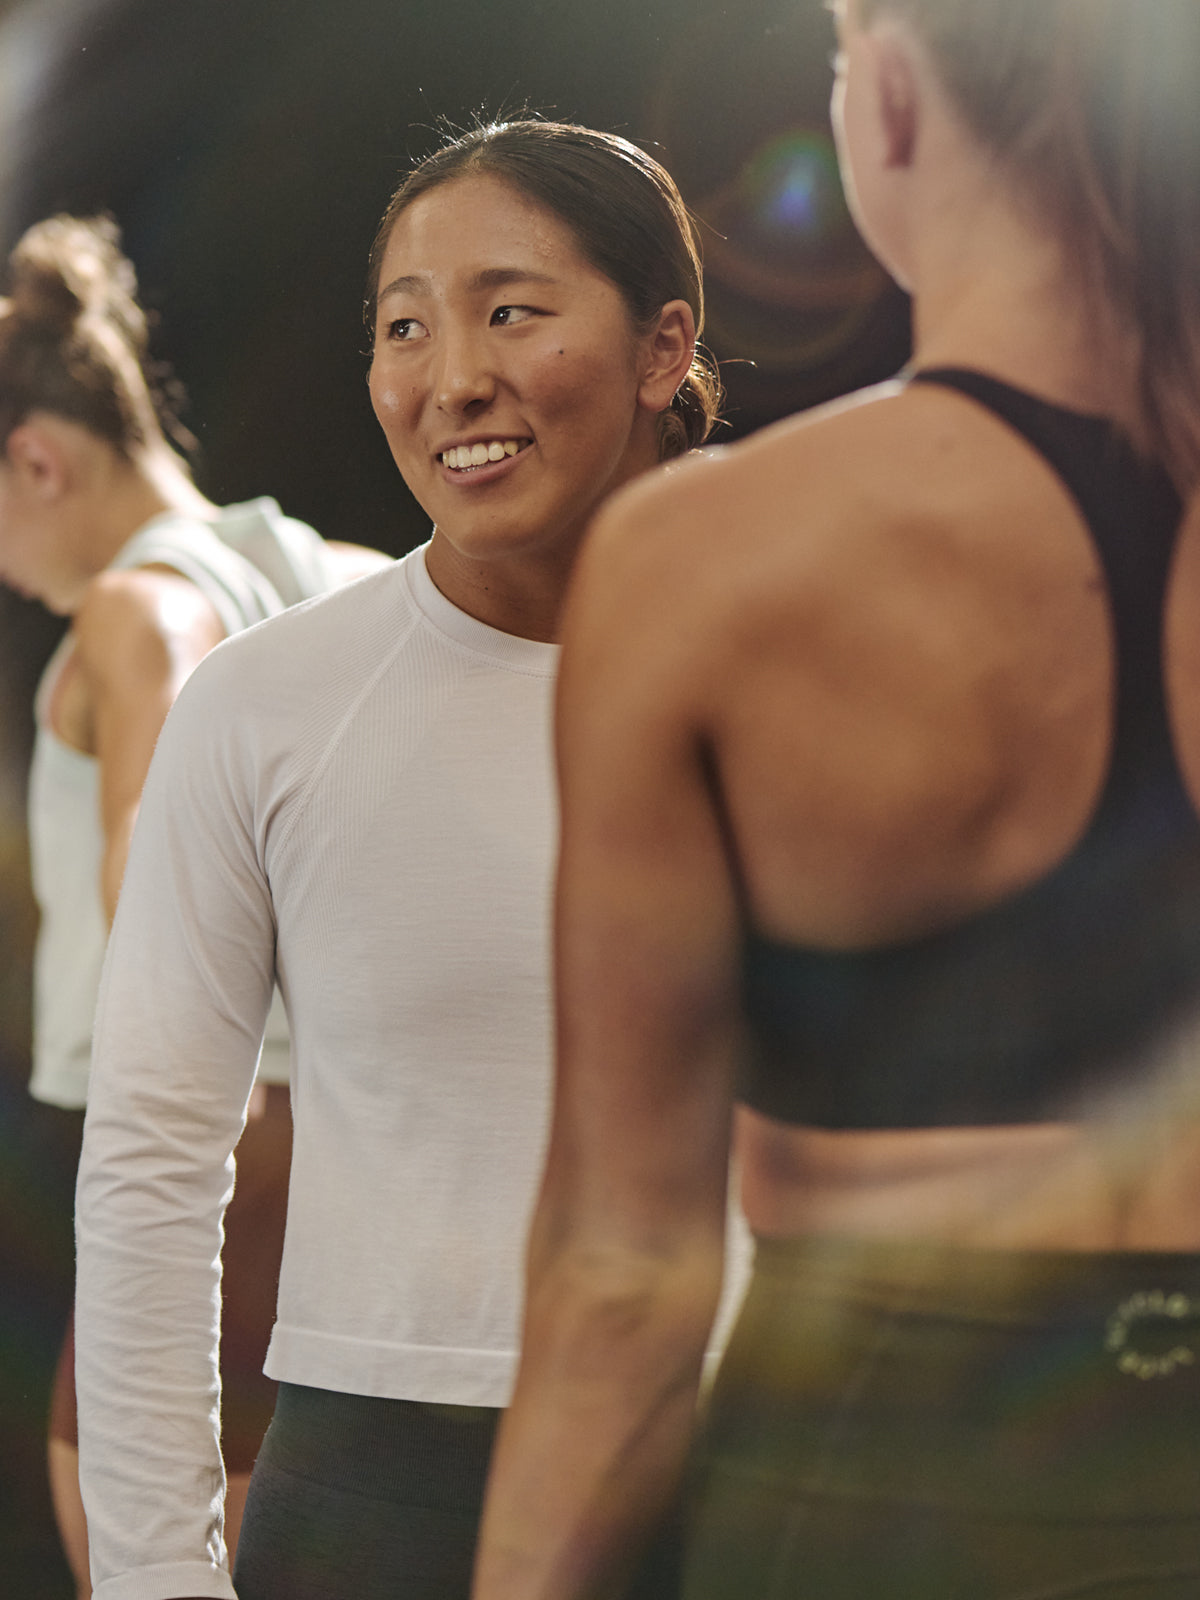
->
xmin=636 ymin=300 xmax=698 ymax=414
xmin=873 ymin=29 xmax=919 ymax=169
xmin=4 ymin=419 xmax=70 ymax=501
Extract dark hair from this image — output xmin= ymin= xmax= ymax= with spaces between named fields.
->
xmin=0 ymin=214 xmax=190 ymax=457
xmin=859 ymin=0 xmax=1200 ymax=488
xmin=365 ymin=119 xmax=721 ymax=460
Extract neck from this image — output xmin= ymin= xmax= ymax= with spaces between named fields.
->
xmin=84 ymin=438 xmax=217 ymax=575
xmin=904 ymin=162 xmax=1134 ymax=424
xmin=421 ymin=422 xmax=664 ymax=642
xmin=136 ymin=438 xmax=216 ymax=522
xmin=424 ymin=530 xmax=580 ymax=644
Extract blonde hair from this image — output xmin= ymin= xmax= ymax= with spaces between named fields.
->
xmin=861 ymin=0 xmax=1200 ymax=487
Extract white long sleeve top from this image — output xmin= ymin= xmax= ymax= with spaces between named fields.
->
xmin=75 ymin=547 xmax=559 ymax=1600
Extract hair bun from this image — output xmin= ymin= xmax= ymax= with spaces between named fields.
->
xmin=8 ymin=214 xmax=147 ymax=355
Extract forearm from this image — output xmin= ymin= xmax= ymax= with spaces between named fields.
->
xmin=473 ymin=1240 xmax=720 ymax=1600
xmin=75 ymin=1091 xmax=240 ymax=1600
xmin=76 ymin=916 xmax=261 ymax=1600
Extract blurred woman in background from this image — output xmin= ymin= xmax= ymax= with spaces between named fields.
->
xmin=473 ymin=5 xmax=1200 ymax=1597
xmin=0 ymin=213 xmax=387 ymax=1596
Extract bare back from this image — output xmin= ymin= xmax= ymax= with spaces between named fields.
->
xmin=560 ymin=378 xmax=1200 ymax=1257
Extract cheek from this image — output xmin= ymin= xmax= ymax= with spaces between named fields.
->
xmin=369 ymin=372 xmax=404 ymax=424
xmin=527 ymin=341 xmax=638 ymax=432
xmin=369 ymin=374 xmax=425 ymax=462
xmin=832 ymin=75 xmax=864 ymax=202
xmin=0 ymin=502 xmax=27 ymax=560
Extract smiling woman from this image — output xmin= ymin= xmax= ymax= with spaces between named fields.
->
xmin=364 ymin=122 xmax=720 ymax=640
xmin=368 ymin=173 xmax=676 ymax=638
xmin=71 ymin=120 xmax=725 ymax=1600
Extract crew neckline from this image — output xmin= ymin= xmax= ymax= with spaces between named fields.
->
xmin=405 ymin=542 xmax=559 ymax=674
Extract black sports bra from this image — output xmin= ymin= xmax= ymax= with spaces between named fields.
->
xmin=738 ymin=368 xmax=1199 ymax=1129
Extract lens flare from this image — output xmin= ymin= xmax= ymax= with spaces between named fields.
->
xmin=739 ymin=130 xmax=850 ymax=250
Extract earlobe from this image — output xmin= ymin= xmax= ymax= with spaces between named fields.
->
xmin=637 ymin=300 xmax=698 ymax=413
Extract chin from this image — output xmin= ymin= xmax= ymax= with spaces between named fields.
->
xmin=436 ymin=506 xmax=579 ymax=559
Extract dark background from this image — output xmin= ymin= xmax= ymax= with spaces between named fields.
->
xmin=0 ymin=0 xmax=908 ymax=1589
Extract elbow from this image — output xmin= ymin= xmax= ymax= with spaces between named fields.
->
xmin=523 ymin=1234 xmax=724 ymax=1388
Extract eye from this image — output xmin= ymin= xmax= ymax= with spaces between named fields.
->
xmin=491 ymin=304 xmax=537 ymax=327
xmin=383 ymin=316 xmax=427 ymax=343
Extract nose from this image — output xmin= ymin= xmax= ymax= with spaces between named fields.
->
xmin=435 ymin=324 xmax=496 ymax=417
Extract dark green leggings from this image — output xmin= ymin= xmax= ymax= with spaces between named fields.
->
xmin=233 ymin=1383 xmax=682 ymax=1600
xmin=685 ymin=1236 xmax=1200 ymax=1600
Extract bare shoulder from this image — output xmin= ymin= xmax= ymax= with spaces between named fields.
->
xmin=572 ymin=380 xmax=1114 ymax=942
xmin=325 ymin=540 xmax=394 ymax=582
xmin=593 ymin=375 xmax=1104 ymax=627
xmin=72 ymin=566 xmax=225 ymax=686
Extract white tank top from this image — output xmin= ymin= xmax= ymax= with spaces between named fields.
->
xmin=27 ymin=498 xmax=341 ymax=1107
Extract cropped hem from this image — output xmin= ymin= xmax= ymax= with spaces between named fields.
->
xmin=28 ymin=1061 xmax=89 ymax=1109
xmin=92 ymin=1560 xmax=236 ymax=1600
xmin=254 ymin=1041 xmax=290 ymax=1086
xmin=264 ymin=1325 xmax=517 ymax=1408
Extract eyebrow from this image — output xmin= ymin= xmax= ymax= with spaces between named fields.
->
xmin=376 ymin=266 xmax=561 ymax=300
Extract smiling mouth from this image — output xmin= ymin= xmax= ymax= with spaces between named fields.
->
xmin=440 ymin=438 xmax=531 ymax=472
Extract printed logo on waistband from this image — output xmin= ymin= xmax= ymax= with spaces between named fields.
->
xmin=1105 ymin=1291 xmax=1198 ymax=1380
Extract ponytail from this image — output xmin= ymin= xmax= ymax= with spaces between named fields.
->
xmin=657 ymin=341 xmax=723 ymax=461
xmin=0 ymin=214 xmax=188 ymax=456
xmin=860 ymin=0 xmax=1200 ymax=487
xmin=1051 ymin=1 xmax=1200 ymax=486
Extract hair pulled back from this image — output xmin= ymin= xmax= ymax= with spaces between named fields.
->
xmin=366 ymin=119 xmax=721 ymax=460
xmin=859 ymin=0 xmax=1200 ymax=488
xmin=0 ymin=214 xmax=178 ymax=458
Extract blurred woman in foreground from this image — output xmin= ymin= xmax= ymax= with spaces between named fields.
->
xmin=474 ymin=4 xmax=1200 ymax=1596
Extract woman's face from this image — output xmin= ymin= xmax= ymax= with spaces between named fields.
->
xmin=368 ymin=173 xmax=662 ymax=571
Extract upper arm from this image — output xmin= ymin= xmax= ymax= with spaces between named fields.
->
xmin=326 ymin=540 xmax=394 ymax=583
xmin=73 ymin=570 xmax=225 ymax=919
xmin=85 ymin=641 xmax=282 ymax=1146
xmin=540 ymin=496 xmax=742 ymax=1270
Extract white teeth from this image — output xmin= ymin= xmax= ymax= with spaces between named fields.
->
xmin=441 ymin=440 xmax=525 ymax=469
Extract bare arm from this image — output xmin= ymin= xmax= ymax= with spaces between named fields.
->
xmin=473 ymin=498 xmax=743 ymax=1600
xmin=325 ymin=539 xmax=394 ymax=583
xmin=72 ymin=567 xmax=224 ymax=922
xmin=473 ymin=388 xmax=1085 ymax=1599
